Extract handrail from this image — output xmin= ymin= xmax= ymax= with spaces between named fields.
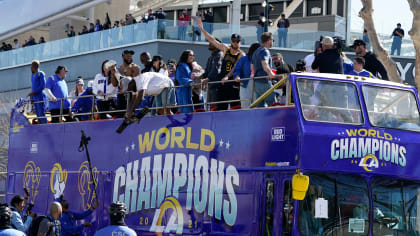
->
xmin=26 ymin=74 xmax=290 ymax=124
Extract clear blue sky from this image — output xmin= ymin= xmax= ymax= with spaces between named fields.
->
xmin=351 ymin=0 xmax=412 ymax=35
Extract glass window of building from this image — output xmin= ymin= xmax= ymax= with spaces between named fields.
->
xmin=307 ymin=0 xmax=323 ymax=16
xmin=213 ymin=6 xmax=227 ymax=23
xmin=249 ymin=3 xmax=264 ymax=21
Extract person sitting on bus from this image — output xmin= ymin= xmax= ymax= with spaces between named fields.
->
xmin=94 ymin=202 xmax=136 ymax=236
xmin=71 ymin=81 xmax=95 ymax=121
xmin=348 ymin=57 xmax=375 ymax=78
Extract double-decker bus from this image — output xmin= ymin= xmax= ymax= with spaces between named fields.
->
xmin=6 ymin=72 xmax=420 ymax=235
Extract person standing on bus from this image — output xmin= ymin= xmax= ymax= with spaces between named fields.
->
xmin=28 ymin=60 xmax=47 ymax=124
xmin=196 ymin=18 xmax=244 ymax=110
xmin=94 ymin=202 xmax=136 ymax=236
xmin=251 ymin=32 xmax=277 ymax=107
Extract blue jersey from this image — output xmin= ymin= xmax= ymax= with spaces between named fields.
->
xmin=46 ymin=74 xmax=70 ymax=110
xmin=348 ymin=69 xmax=375 ymax=78
xmin=59 ymin=209 xmax=93 ymax=236
xmin=71 ymin=88 xmax=94 ymax=121
xmin=94 ymin=225 xmax=137 ymax=236
xmin=0 ymin=229 xmax=26 ymax=236
xmin=31 ymin=71 xmax=47 ymax=102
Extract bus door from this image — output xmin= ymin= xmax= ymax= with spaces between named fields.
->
xmin=261 ymin=173 xmax=294 ymax=236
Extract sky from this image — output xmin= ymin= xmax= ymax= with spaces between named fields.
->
xmin=350 ymin=0 xmax=412 ymax=35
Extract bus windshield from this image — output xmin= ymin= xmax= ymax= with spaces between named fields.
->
xmin=362 ymin=86 xmax=420 ymax=131
xmin=298 ymin=173 xmax=369 ymax=236
xmin=371 ymin=177 xmax=420 ymax=236
xmin=297 ymin=78 xmax=363 ymax=124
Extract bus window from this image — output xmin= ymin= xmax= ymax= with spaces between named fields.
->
xmin=298 ymin=173 xmax=369 ymax=236
xmin=264 ymin=180 xmax=275 ymax=236
xmin=362 ymin=86 xmax=420 ymax=131
xmin=371 ymin=178 xmax=420 ymax=236
xmin=296 ymin=78 xmax=363 ymax=124
xmin=282 ymin=180 xmax=293 ymax=236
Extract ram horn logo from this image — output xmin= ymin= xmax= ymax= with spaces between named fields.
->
xmin=50 ymin=163 xmax=67 ymax=199
xmin=359 ymin=154 xmax=379 ymax=172
xmin=23 ymin=161 xmax=41 ymax=204
xmin=78 ymin=161 xmax=98 ymax=210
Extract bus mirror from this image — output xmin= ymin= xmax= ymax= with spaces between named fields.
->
xmin=292 ymin=172 xmax=309 ymax=200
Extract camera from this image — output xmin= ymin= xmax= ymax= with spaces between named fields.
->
xmin=318 ymin=35 xmax=346 ymax=53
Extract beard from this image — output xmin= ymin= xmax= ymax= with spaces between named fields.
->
xmin=123 ymin=58 xmax=132 ymax=65
xmin=231 ymin=44 xmax=239 ymax=50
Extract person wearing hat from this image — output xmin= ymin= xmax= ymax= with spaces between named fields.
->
xmin=94 ymin=202 xmax=136 ymax=236
xmin=117 ymin=50 xmax=140 ymax=78
xmin=311 ymin=36 xmax=343 ymax=74
xmin=28 ymin=60 xmax=48 ymax=124
xmin=45 ymin=65 xmax=74 ymax=123
xmin=69 ymin=77 xmax=85 ymax=107
xmin=71 ymin=80 xmax=96 ymax=121
xmin=350 ymin=39 xmax=388 ymax=80
xmin=196 ymin=17 xmax=244 ymax=110
xmin=390 ymin=23 xmax=404 ymax=56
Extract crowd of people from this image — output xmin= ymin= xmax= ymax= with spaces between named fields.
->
xmin=0 ymin=36 xmax=46 ymax=52
xmin=0 ymin=193 xmax=135 ymax=236
xmin=25 ymin=15 xmax=389 ymax=124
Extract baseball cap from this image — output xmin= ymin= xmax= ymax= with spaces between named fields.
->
xmin=152 ymin=55 xmax=162 ymax=62
xmin=122 ymin=50 xmax=135 ymax=56
xmin=231 ymin=33 xmax=241 ymax=41
xmin=76 ymin=78 xmax=84 ymax=85
xmin=321 ymin=36 xmax=334 ymax=46
xmin=350 ymin=39 xmax=366 ymax=48
xmin=56 ymin=65 xmax=68 ymax=73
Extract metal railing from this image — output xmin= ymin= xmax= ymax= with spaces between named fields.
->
xmin=27 ymin=74 xmax=290 ymax=124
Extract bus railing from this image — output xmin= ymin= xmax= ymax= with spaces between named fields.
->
xmin=26 ymin=74 xmax=289 ymax=124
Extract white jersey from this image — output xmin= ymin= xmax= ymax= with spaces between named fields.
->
xmin=133 ymin=72 xmax=172 ymax=96
xmin=92 ymin=73 xmax=118 ymax=100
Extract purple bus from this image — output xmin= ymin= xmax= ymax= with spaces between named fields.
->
xmin=7 ymin=72 xmax=420 ymax=235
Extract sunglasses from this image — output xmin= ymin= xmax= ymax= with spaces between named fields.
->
xmin=232 ymin=39 xmax=241 ymax=43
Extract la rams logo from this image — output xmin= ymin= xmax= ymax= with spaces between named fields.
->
xmin=78 ymin=161 xmax=98 ymax=210
xmin=23 ymin=161 xmax=41 ymax=204
xmin=50 ymin=163 xmax=67 ymax=199
xmin=150 ymin=197 xmax=184 ymax=235
xmin=359 ymin=154 xmax=379 ymax=172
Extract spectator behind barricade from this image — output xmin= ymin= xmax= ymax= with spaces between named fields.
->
xmin=10 ymin=195 xmax=34 ymax=232
xmin=94 ymin=202 xmax=136 ymax=236
xmin=38 ymin=202 xmax=62 ymax=236
xmin=197 ymin=17 xmax=244 ymax=110
xmin=363 ymin=29 xmax=370 ymax=50
xmin=191 ymin=61 xmax=205 ymax=109
xmin=311 ymin=36 xmax=343 ymax=74
xmin=151 ymin=55 xmax=168 ymax=76
xmin=176 ymin=50 xmax=195 ymax=113
xmin=391 ymin=23 xmax=404 ymax=56
xmin=156 ymin=8 xmax=167 ymax=39
xmin=304 ymin=41 xmax=322 ymax=73
xmin=251 ymin=32 xmax=277 ymax=107
xmin=178 ymin=9 xmax=190 ymax=40
xmin=66 ymin=26 xmax=75 ymax=37
xmin=350 ymin=39 xmax=388 ymax=80
xmin=295 ymin=59 xmax=306 ymax=72
xmin=140 ymin=52 xmax=153 ymax=73
xmin=71 ymin=80 xmax=95 ymax=121
xmin=277 ymin=14 xmax=290 ymax=47
xmin=45 ymin=66 xmax=74 ymax=123
xmin=120 ymin=19 xmax=126 ymax=26
xmin=79 ymin=26 xmax=88 ymax=35
xmin=28 ymin=60 xmax=47 ymax=124
xmin=39 ymin=37 xmax=46 ymax=44
xmin=145 ymin=9 xmax=155 ymax=22
xmin=127 ymin=72 xmax=176 ymax=116
xmin=201 ymin=38 xmax=223 ymax=110
xmin=125 ymin=14 xmax=137 ymax=25
xmin=234 ymin=42 xmax=260 ymax=108
xmin=59 ymin=199 xmax=98 ymax=236
xmin=94 ymin=19 xmax=103 ymax=32
xmin=113 ymin=21 xmax=120 ymax=28
xmin=25 ymin=36 xmax=36 ymax=47
xmin=69 ymin=77 xmax=85 ymax=107
xmin=257 ymin=13 xmax=265 ymax=43
xmin=348 ymin=57 xmax=375 ymax=78
xmin=0 ymin=204 xmax=26 ymax=236
xmin=13 ymin=39 xmax=21 ymax=49
xmin=203 ymin=10 xmax=214 ymax=34
xmin=192 ymin=12 xmax=202 ymax=42
xmin=93 ymin=60 xmax=118 ymax=119
xmin=88 ymin=23 xmax=95 ymax=33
